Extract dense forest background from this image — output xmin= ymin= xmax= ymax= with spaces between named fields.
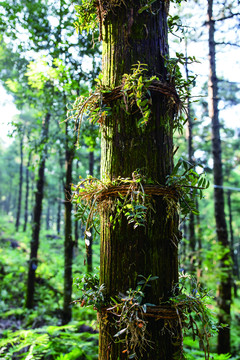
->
xmin=0 ymin=0 xmax=240 ymax=359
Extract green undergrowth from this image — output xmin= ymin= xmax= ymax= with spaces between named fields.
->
xmin=0 ymin=322 xmax=98 ymax=360
xmin=183 ymin=337 xmax=237 ymax=360
xmin=0 ymin=215 xmax=240 ymax=359
xmin=0 ymin=215 xmax=98 ymax=359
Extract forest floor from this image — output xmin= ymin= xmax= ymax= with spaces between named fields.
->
xmin=0 ymin=216 xmax=239 ymax=360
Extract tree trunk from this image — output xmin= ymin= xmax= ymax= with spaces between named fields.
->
xmin=57 ymin=200 xmax=61 ymax=235
xmin=99 ymin=2 xmax=180 ymax=359
xmin=23 ymin=151 xmax=31 ymax=232
xmin=185 ymin=42 xmax=196 ymax=274
xmin=207 ymin=0 xmax=232 ymax=353
xmin=5 ymin=183 xmax=12 ymax=214
xmin=57 ymin=183 xmax=62 ymax=235
xmin=15 ymin=134 xmax=23 ymax=231
xmin=25 ymin=113 xmax=51 ymax=309
xmin=46 ymin=202 xmax=50 ymax=231
xmin=196 ymin=199 xmax=203 ymax=284
xmin=74 ymin=160 xmax=79 ymax=255
xmin=87 ymin=151 xmax=94 ymax=273
xmin=30 ymin=172 xmax=35 ymax=223
xmin=227 ymin=190 xmax=238 ymax=297
xmin=62 ymin=120 xmax=75 ymax=325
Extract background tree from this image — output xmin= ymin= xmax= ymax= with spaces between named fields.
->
xmin=25 ymin=111 xmax=51 ymax=309
xmin=206 ymin=0 xmax=240 ymax=353
xmin=15 ymin=123 xmax=24 ymax=232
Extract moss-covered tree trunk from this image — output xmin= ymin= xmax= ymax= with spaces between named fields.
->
xmin=99 ymin=1 xmax=180 ymax=359
xmin=207 ymin=0 xmax=232 ymax=353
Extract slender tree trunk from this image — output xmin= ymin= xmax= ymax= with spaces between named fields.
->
xmin=185 ymin=42 xmax=196 ymax=274
xmin=57 ymin=197 xmax=61 ymax=235
xmin=227 ymin=190 xmax=238 ymax=297
xmin=30 ymin=172 xmax=35 ymax=223
xmin=5 ymin=183 xmax=12 ymax=214
xmin=46 ymin=202 xmax=50 ymax=231
xmin=62 ymin=120 xmax=75 ymax=325
xmin=25 ymin=113 xmax=51 ymax=309
xmin=23 ymin=152 xmax=31 ymax=232
xmin=87 ymin=151 xmax=94 ymax=273
xmin=15 ymin=134 xmax=24 ymax=231
xmin=74 ymin=160 xmax=79 ymax=254
xmin=181 ymin=221 xmax=187 ymax=271
xmin=196 ymin=199 xmax=203 ymax=284
xmin=57 ymin=155 xmax=65 ymax=235
xmin=207 ymin=0 xmax=232 ymax=353
xmin=99 ymin=2 xmax=180 ymax=359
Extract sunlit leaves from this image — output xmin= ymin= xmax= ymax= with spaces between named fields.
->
xmin=122 ymin=62 xmax=158 ymax=127
xmin=164 ymin=52 xmax=199 ymax=133
xmin=26 ymin=57 xmax=71 ymax=92
xmin=167 ymin=158 xmax=210 ymax=218
xmin=74 ymin=1 xmax=98 ymax=35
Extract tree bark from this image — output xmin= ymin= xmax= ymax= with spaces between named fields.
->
xmin=74 ymin=160 xmax=79 ymax=254
xmin=196 ymin=199 xmax=203 ymax=284
xmin=46 ymin=202 xmax=50 ymax=231
xmin=25 ymin=113 xmax=51 ymax=309
xmin=5 ymin=183 xmax=12 ymax=214
xmin=99 ymin=2 xmax=180 ymax=359
xmin=185 ymin=42 xmax=196 ymax=274
xmin=87 ymin=151 xmax=94 ymax=273
xmin=57 ymin=183 xmax=62 ymax=235
xmin=207 ymin=0 xmax=232 ymax=353
xmin=227 ymin=190 xmax=238 ymax=297
xmin=62 ymin=120 xmax=75 ymax=325
xmin=15 ymin=133 xmax=24 ymax=231
xmin=23 ymin=151 xmax=31 ymax=232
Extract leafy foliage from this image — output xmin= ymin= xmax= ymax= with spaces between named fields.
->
xmin=73 ymin=0 xmax=188 ymax=37
xmin=0 ymin=324 xmax=98 ymax=360
xmin=73 ymin=270 xmax=223 ymax=360
xmin=107 ymin=275 xmax=159 ymax=359
xmin=171 ymin=273 xmax=219 ymax=360
xmin=74 ymin=273 xmax=159 ymax=359
xmin=165 ymin=52 xmax=199 ymax=133
xmin=74 ymin=272 xmax=106 ymax=311
xmin=166 ymin=158 xmax=210 ymax=218
xmin=74 ymin=1 xmax=98 ymax=35
xmin=122 ymin=62 xmax=158 ymax=127
xmin=0 ymin=217 xmax=99 ymax=359
xmin=72 ymin=171 xmax=149 ymax=240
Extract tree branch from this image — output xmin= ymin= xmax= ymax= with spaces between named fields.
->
xmin=215 ymin=12 xmax=240 ymax=21
xmin=215 ymin=41 xmax=240 ymax=48
xmin=204 ymin=12 xmax=240 ymax=25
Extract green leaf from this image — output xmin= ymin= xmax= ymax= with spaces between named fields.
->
xmin=149 ymin=276 xmax=159 ymax=281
